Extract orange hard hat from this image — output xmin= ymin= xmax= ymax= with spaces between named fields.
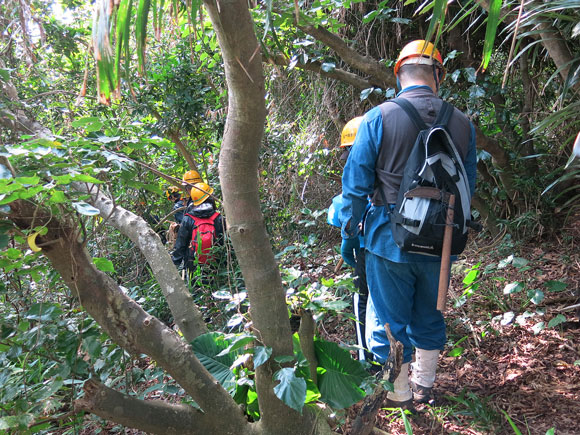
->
xmin=394 ymin=40 xmax=445 ymax=80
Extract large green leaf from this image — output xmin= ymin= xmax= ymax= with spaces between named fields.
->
xmin=191 ymin=332 xmax=236 ymax=393
xmin=136 ymin=0 xmax=152 ymax=75
xmin=421 ymin=0 xmax=447 ymax=49
xmin=480 ymin=0 xmax=502 ymax=71
xmin=92 ymin=0 xmax=116 ymax=104
xmin=273 ymin=367 xmax=307 ymax=414
xmin=115 ymin=0 xmax=134 ymax=91
xmin=24 ymin=303 xmax=63 ymax=322
xmin=314 ymin=339 xmax=368 ymax=409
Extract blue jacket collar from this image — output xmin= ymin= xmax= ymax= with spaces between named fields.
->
xmin=396 ymin=85 xmax=434 ymax=97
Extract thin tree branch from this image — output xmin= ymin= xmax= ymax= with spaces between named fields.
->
xmin=75 ymin=379 xmax=229 ymax=435
xmin=295 ymin=22 xmax=396 ymax=90
xmin=266 ymin=54 xmax=379 ymax=91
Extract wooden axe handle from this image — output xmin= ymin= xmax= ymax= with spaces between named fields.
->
xmin=334 ymin=258 xmax=344 ymax=274
xmin=437 ymin=194 xmax=455 ymax=312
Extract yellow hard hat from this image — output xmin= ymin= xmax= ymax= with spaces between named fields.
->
xmin=394 ymin=40 xmax=445 ymax=80
xmin=190 ymin=182 xmax=214 ymax=206
xmin=182 ymin=170 xmax=202 ymax=184
xmin=340 ymin=116 xmax=363 ymax=147
xmin=165 ymin=185 xmax=181 ymax=200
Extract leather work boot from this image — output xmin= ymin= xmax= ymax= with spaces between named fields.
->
xmin=411 ymin=381 xmax=434 ymax=405
xmin=384 ymin=397 xmax=416 ymax=413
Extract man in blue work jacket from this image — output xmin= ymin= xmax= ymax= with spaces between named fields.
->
xmin=327 ymin=116 xmax=374 ymax=363
xmin=340 ymin=40 xmax=477 ymax=408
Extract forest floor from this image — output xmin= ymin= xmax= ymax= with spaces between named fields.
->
xmin=325 ymin=214 xmax=580 ymax=435
xmin=78 ymin=214 xmax=580 ymax=435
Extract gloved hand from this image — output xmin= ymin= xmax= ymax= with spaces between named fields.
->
xmin=341 ymin=237 xmax=360 ymax=268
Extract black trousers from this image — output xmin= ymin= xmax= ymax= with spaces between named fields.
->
xmin=354 ymin=249 xmax=373 ymax=361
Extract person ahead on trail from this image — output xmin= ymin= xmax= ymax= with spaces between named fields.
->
xmin=171 ymin=182 xmax=225 ymax=273
xmin=166 ymin=186 xmax=186 ymax=224
xmin=181 ymin=170 xmax=203 ymax=207
xmin=327 ymin=116 xmax=374 ymax=363
xmin=340 ymin=40 xmax=477 ymax=409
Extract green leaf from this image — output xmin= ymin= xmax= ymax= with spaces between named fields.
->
xmin=192 ymin=332 xmax=236 ymax=393
xmin=0 ymin=234 xmax=8 ymax=249
xmin=545 ymin=280 xmax=567 ymax=293
xmin=253 ymin=346 xmax=272 ymax=368
xmin=72 ymin=116 xmax=103 ymax=130
xmin=463 ymin=67 xmax=477 ymax=83
xmin=216 ymin=334 xmax=255 ymax=357
xmin=512 ymin=257 xmax=529 ymax=268
xmin=0 ymin=414 xmax=34 ymax=430
xmin=136 ymin=0 xmax=152 ymax=75
xmin=49 ymin=190 xmax=67 ymax=204
xmin=532 ymin=322 xmax=545 ymax=335
xmin=321 ymin=277 xmax=334 ymax=287
xmin=321 ymin=62 xmax=335 ymax=72
xmin=15 ymin=176 xmax=40 ymax=186
xmin=547 ymin=314 xmax=566 ymax=328
xmin=401 ymin=408 xmax=413 ymax=432
xmin=528 ymin=289 xmax=544 ymax=305
xmin=273 ymin=367 xmax=307 ymax=414
xmin=501 ymin=409 xmax=523 ymax=435
xmin=314 ymin=339 xmax=367 ymax=409
xmin=448 ymin=347 xmax=464 ymax=357
xmin=498 ymin=254 xmax=513 ymax=269
xmin=24 ymin=303 xmax=63 ymax=322
xmin=468 ymin=85 xmax=486 ymax=98
xmin=72 ymin=201 xmax=101 ymax=216
xmin=462 ymin=263 xmax=480 ymax=286
xmin=503 ymin=281 xmax=523 ymax=295
xmin=546 ymin=428 xmax=555 ymax=435
xmin=4 ymin=248 xmax=21 ymax=259
xmin=116 ymin=0 xmax=134 ymax=91
xmin=480 ymin=0 xmax=502 ymax=72
xmin=93 ymin=257 xmax=115 ymax=273
xmin=0 ymin=68 xmax=10 ymax=82
xmin=360 ymin=87 xmax=374 ymax=101
xmin=423 ymin=0 xmax=447 ymax=49
xmin=71 ymin=174 xmax=104 ymax=184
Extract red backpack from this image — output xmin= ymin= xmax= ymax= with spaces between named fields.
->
xmin=185 ymin=212 xmax=220 ymax=264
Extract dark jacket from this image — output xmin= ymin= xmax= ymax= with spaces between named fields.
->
xmin=171 ymin=202 xmax=225 ymax=268
xmin=173 ymin=199 xmax=186 ymax=224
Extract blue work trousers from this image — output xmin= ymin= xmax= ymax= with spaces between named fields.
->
xmin=365 ymin=251 xmax=446 ymax=363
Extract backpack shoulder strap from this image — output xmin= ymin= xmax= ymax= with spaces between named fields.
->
xmin=389 ymin=98 xmax=428 ymax=131
xmin=434 ymin=101 xmax=453 ymax=127
xmin=209 ymin=212 xmax=220 ymax=222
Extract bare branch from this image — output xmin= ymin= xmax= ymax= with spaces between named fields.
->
xmin=267 ymin=54 xmax=378 ymax=91
xmin=295 ymin=23 xmax=396 ymax=90
xmin=75 ymin=379 xmax=226 ymax=435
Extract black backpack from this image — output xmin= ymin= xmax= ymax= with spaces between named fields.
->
xmin=385 ymin=98 xmax=473 ymax=256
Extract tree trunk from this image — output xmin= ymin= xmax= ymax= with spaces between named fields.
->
xmin=8 ymin=199 xmax=250 ymax=434
xmin=202 ymin=0 xmax=331 ymax=433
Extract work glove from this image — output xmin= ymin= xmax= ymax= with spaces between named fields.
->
xmin=341 ymin=237 xmax=360 ymax=268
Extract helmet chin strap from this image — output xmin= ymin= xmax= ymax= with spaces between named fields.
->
xmin=396 ymin=76 xmax=402 ymax=93
xmin=432 ymin=64 xmax=440 ymax=93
